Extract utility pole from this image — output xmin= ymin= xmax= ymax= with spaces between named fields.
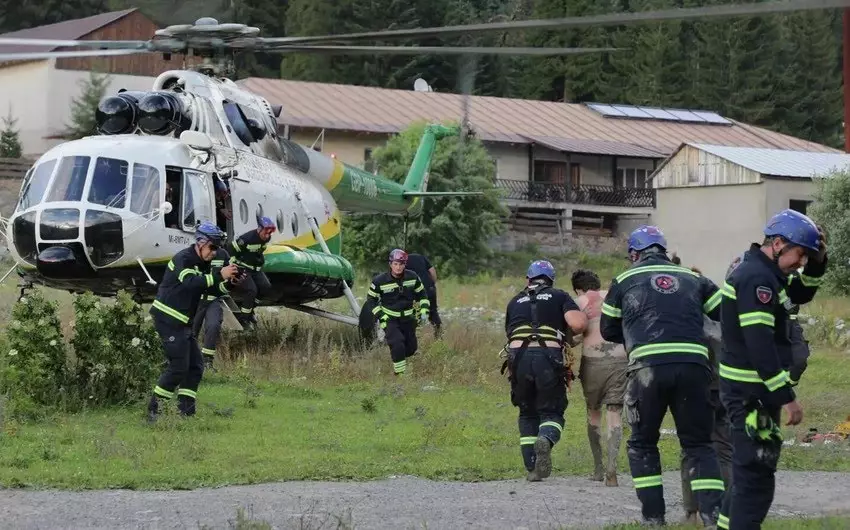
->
xmin=841 ymin=9 xmax=850 ymax=153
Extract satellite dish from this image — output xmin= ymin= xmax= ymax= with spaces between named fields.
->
xmin=413 ymin=78 xmax=432 ymax=92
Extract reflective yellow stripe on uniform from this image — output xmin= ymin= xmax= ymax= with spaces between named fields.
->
xmin=211 ymin=260 xmax=225 ymax=267
xmin=152 ymin=300 xmax=190 ymax=324
xmin=201 ymin=347 xmax=215 ymax=356
xmin=520 ymin=436 xmax=537 ymax=446
xmin=154 ymin=385 xmax=174 ymax=399
xmin=629 ymin=342 xmax=709 ymax=361
xmin=800 ymin=274 xmax=823 ymax=287
xmin=616 ymin=265 xmax=699 ymax=283
xmin=379 ymin=283 xmax=398 ymax=292
xmin=177 ymin=388 xmax=197 ymax=398
xmin=691 ymin=478 xmax=725 ymax=491
xmin=539 ymin=421 xmax=563 ymax=433
xmin=633 ymin=475 xmax=663 ymax=489
xmin=718 ymin=363 xmax=790 ymax=391
xmin=718 ymin=514 xmax=730 ymax=530
xmin=739 ymin=311 xmax=775 ymax=327
xmin=703 ymin=290 xmax=722 ymax=313
xmin=510 ymin=324 xmax=561 ymax=342
xmin=721 ymin=282 xmax=736 ymax=300
xmin=178 ymin=268 xmax=200 ymax=282
xmin=602 ymin=303 xmax=622 ymax=318
xmin=402 ymin=279 xmax=417 ymax=287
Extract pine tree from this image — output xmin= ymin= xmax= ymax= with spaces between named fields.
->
xmin=0 ymin=107 xmax=23 ymax=159
xmin=65 ymin=72 xmax=111 ymax=140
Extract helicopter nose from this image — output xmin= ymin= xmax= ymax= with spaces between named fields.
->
xmin=36 ymin=244 xmax=97 ymax=279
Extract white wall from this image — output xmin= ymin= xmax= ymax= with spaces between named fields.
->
xmin=487 ymin=142 xmax=528 ymax=180
xmin=764 ymin=177 xmax=816 ymax=217
xmin=0 ymin=61 xmax=50 ymax=156
xmin=651 ymin=183 xmax=766 ymax=285
xmin=46 ymin=68 xmax=156 ymax=154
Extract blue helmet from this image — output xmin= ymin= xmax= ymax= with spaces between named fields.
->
xmin=214 ymin=179 xmax=227 ymax=193
xmin=628 ymin=225 xmax=667 ymax=252
xmin=196 ymin=221 xmax=224 ymax=246
xmin=764 ymin=209 xmax=820 ymax=252
xmin=258 ymin=216 xmax=275 ymax=230
xmin=527 ymin=260 xmax=555 ymax=282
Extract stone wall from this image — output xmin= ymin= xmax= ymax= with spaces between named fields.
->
xmin=490 ymin=230 xmax=627 ymax=255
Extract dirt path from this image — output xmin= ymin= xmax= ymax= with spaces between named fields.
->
xmin=2 ymin=471 xmax=849 ymax=529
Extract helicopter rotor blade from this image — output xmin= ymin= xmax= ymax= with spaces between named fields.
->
xmin=266 ymin=45 xmax=622 ymax=56
xmin=263 ymin=0 xmax=850 ymax=45
xmin=0 ymin=38 xmax=149 ymax=49
xmin=0 ymin=49 xmax=149 ymax=61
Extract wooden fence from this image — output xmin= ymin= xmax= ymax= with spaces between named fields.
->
xmin=0 ymin=158 xmax=33 ymax=180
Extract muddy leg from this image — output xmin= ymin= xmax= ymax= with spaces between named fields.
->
xmin=587 ymin=408 xmax=604 ymax=481
xmin=606 ymin=405 xmax=623 ymax=487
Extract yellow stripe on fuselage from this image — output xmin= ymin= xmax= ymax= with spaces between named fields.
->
xmin=325 ymin=160 xmax=345 ymax=191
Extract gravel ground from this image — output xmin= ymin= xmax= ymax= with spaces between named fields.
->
xmin=2 ymin=471 xmax=850 ymax=530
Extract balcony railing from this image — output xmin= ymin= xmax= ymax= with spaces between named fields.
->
xmin=496 ymin=179 xmax=656 ymax=208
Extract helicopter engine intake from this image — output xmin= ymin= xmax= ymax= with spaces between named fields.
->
xmin=95 ymin=90 xmax=193 ymax=137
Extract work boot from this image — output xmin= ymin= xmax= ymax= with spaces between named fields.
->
xmin=699 ymin=507 xmax=720 ymax=529
xmin=642 ymin=516 xmax=665 ymax=527
xmin=682 ymin=511 xmax=699 ymax=524
xmin=177 ymin=395 xmax=197 ymax=417
xmin=146 ymin=395 xmax=160 ymax=424
xmin=604 ymin=470 xmax=619 ymax=487
xmin=527 ymin=437 xmax=552 ymax=481
xmin=204 ymin=355 xmax=215 ymax=371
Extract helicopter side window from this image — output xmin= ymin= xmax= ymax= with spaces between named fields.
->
xmin=164 ymin=167 xmax=182 ymax=229
xmin=17 ymin=159 xmax=56 ymax=211
xmin=223 ymin=101 xmax=253 ymax=146
xmin=88 ymin=158 xmax=128 ymax=209
xmin=200 ymin=99 xmax=227 ymax=145
xmin=45 ymin=156 xmax=90 ymax=203
xmin=182 ymin=169 xmax=214 ymax=231
xmin=130 ymin=163 xmax=161 ymax=215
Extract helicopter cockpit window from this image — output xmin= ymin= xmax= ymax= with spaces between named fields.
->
xmin=17 ymin=159 xmax=56 ymax=211
xmin=181 ymin=170 xmax=214 ymax=230
xmin=88 ymin=158 xmax=128 ymax=209
xmin=45 ymin=156 xmax=90 ymax=203
xmin=200 ymin=98 xmax=227 ymax=145
xmin=130 ymin=163 xmax=161 ymax=215
xmin=223 ymin=101 xmax=253 ymax=146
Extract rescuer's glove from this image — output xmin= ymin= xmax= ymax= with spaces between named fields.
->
xmin=745 ymin=404 xmax=783 ymax=444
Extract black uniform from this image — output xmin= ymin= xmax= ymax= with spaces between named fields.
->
xmin=405 ymin=253 xmax=442 ymax=334
xmin=786 ymin=273 xmax=813 ymax=386
xmin=229 ymin=229 xmax=272 ymax=324
xmin=367 ymin=270 xmax=430 ymax=374
xmin=504 ymin=282 xmax=578 ymax=474
xmin=192 ymin=248 xmax=230 ymax=365
xmin=717 ymin=245 xmax=825 ymax=530
xmin=600 ymin=253 xmax=725 ymax=524
xmin=149 ymin=246 xmax=231 ymax=416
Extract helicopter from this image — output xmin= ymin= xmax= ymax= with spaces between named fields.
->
xmin=0 ymin=0 xmax=846 ymax=335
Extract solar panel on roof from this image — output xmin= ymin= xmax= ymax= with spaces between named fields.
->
xmin=666 ymin=109 xmax=706 ymax=122
xmin=611 ymin=105 xmax=653 ymax=119
xmin=587 ymin=103 xmax=627 ymax=117
xmin=691 ymin=111 xmax=731 ymax=124
xmin=638 ymin=107 xmax=680 ymax=120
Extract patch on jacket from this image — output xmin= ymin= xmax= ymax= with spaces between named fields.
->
xmin=650 ymin=273 xmax=679 ymax=294
xmin=756 ymin=286 xmax=773 ymax=304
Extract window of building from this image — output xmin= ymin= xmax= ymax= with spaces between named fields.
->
xmin=533 ymin=160 xmax=566 ymax=184
xmin=570 ymin=163 xmax=581 ymax=187
xmin=617 ymin=167 xmax=650 ymax=189
xmin=789 ymin=199 xmax=811 ymax=215
xmin=364 ymin=148 xmax=375 ymax=173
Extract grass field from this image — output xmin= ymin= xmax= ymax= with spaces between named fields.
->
xmin=0 ymin=249 xmax=849 ymax=526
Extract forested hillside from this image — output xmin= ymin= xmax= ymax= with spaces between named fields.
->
xmin=0 ymin=0 xmax=843 ymax=147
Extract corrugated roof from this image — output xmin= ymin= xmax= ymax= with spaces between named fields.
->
xmin=523 ymin=134 xmax=664 ymax=158
xmin=239 ymin=77 xmax=839 ymax=155
xmin=0 ymin=9 xmax=137 ymax=57
xmin=688 ymin=143 xmax=850 ymax=178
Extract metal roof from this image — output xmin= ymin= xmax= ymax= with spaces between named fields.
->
xmin=522 ymin=135 xmax=664 ymax=158
xmin=0 ymin=9 xmax=137 ymax=57
xmin=239 ymin=78 xmax=838 ymax=156
xmin=688 ymin=143 xmax=850 ymax=178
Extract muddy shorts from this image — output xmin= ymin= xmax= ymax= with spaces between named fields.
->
xmin=579 ymin=355 xmax=628 ymax=409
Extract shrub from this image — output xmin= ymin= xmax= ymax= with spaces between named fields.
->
xmin=809 ymin=169 xmax=850 ymax=294
xmin=71 ymin=291 xmax=162 ymax=406
xmin=0 ymin=290 xmax=69 ymax=418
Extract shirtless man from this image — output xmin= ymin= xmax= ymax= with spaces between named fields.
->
xmin=571 ymin=269 xmax=628 ymax=487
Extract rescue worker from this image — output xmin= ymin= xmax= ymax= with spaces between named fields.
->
xmin=230 ymin=216 xmax=275 ymax=329
xmin=504 ymin=260 xmax=588 ymax=482
xmin=717 ymin=210 xmax=827 ymax=530
xmin=670 ymin=255 xmax=733 ymax=524
xmin=405 ymin=252 xmax=442 ymax=338
xmin=600 ymin=225 xmax=725 ymax=527
xmin=367 ymin=249 xmax=430 ymax=375
xmin=192 ymin=242 xmax=233 ymax=370
xmin=214 ymin=178 xmax=232 ymax=223
xmin=571 ymin=268 xmax=627 ymax=487
xmin=147 ymin=222 xmax=239 ymax=421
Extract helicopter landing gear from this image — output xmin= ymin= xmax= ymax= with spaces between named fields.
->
xmin=136 ymin=257 xmax=157 ymax=286
xmin=294 ymin=192 xmax=361 ymax=318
